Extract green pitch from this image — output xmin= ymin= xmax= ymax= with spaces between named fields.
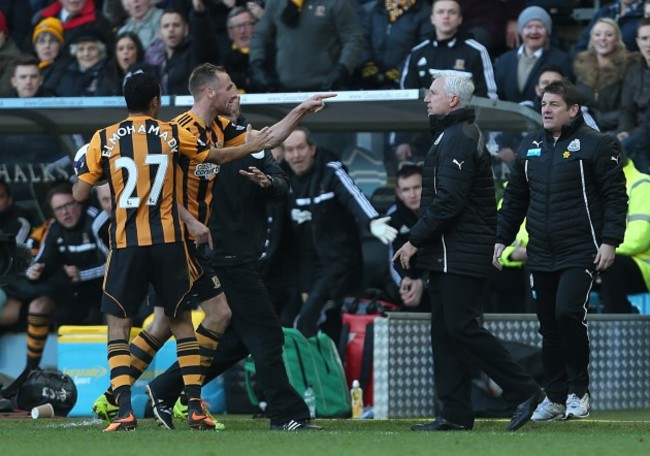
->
xmin=0 ymin=410 xmax=648 ymax=456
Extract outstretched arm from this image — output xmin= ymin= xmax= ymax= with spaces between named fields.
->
xmin=264 ymin=94 xmax=337 ymax=147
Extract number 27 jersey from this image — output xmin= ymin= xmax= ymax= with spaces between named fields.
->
xmin=78 ymin=115 xmax=210 ymax=249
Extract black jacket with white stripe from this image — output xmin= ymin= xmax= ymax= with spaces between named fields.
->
xmin=400 ymin=33 xmax=498 ymax=99
xmin=497 ymin=115 xmax=628 ymax=272
xmin=35 ymin=205 xmax=108 ymax=283
xmin=409 ymin=108 xmax=497 ymax=278
xmin=284 ymin=150 xmax=379 ymax=295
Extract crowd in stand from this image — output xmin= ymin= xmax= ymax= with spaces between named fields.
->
xmin=2 ymin=0 xmax=650 ymax=338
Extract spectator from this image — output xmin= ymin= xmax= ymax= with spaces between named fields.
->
xmin=400 ymin=0 xmax=497 ymax=99
xmin=358 ymin=0 xmax=433 ymax=90
xmin=55 ymin=29 xmax=108 ymax=97
xmin=386 ymin=163 xmax=429 ymax=311
xmin=145 ymin=7 xmax=219 ymax=95
xmin=574 ymin=0 xmax=643 ymax=54
xmin=458 ymin=0 xmax=525 ymax=57
xmin=618 ymin=17 xmax=650 ymax=172
xmin=249 ymin=0 xmax=364 ymax=92
xmin=645 ymin=0 xmax=650 ymax=17
xmin=599 ymin=157 xmax=650 ymax=313
xmin=32 ymin=17 xmax=68 ymax=94
xmin=0 ymin=183 xmax=108 ymax=399
xmin=32 ymin=0 xmax=113 ymax=53
xmin=0 ymin=0 xmax=33 ymax=52
xmin=96 ymin=31 xmax=146 ymax=96
xmin=117 ymin=0 xmax=164 ymax=51
xmin=280 ymin=127 xmax=397 ymax=337
xmin=0 ymin=55 xmax=68 ymax=166
xmin=0 ymin=11 xmax=21 ymax=97
xmin=223 ymin=6 xmax=257 ymax=93
xmin=573 ymin=18 xmax=635 ymax=134
xmin=494 ymin=5 xmax=572 ymax=103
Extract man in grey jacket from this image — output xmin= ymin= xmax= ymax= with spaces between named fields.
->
xmin=249 ymin=0 xmax=364 ymax=91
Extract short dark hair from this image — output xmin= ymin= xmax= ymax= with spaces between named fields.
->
xmin=537 ymin=64 xmax=566 ymax=79
xmin=188 ymin=63 xmax=226 ymax=96
xmin=123 ymin=71 xmax=161 ymax=113
xmin=542 ymin=80 xmax=582 ymax=108
xmin=11 ymin=54 xmax=40 ymax=76
xmin=47 ymin=182 xmax=73 ymax=207
xmin=396 ymin=163 xmax=423 ymax=182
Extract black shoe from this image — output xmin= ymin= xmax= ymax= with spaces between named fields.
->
xmin=0 ymin=369 xmax=33 ymax=399
xmin=270 ymin=419 xmax=323 ymax=431
xmin=146 ymin=385 xmax=175 ymax=430
xmin=411 ymin=417 xmax=469 ymax=431
xmin=508 ymin=389 xmax=546 ymax=431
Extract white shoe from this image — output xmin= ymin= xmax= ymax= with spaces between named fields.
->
xmin=566 ymin=393 xmax=590 ymax=419
xmin=531 ymin=397 xmax=566 ymax=422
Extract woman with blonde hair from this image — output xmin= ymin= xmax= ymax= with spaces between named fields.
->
xmin=573 ymin=17 xmax=637 ymax=133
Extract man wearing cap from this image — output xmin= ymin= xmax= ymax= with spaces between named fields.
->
xmin=494 ymin=5 xmax=572 ymax=103
xmin=32 ymin=17 xmax=68 ymax=94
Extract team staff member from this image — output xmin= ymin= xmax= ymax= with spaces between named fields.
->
xmin=494 ymin=80 xmax=627 ymax=421
xmin=72 ymin=71 xmax=274 ymax=432
xmin=394 ymin=71 xmax=545 ymax=432
xmin=281 ymin=127 xmax=397 ymax=337
xmin=386 ymin=164 xmax=429 ymax=311
xmin=147 ymin=82 xmax=335 ymax=433
xmin=0 ymin=183 xmax=107 ymax=398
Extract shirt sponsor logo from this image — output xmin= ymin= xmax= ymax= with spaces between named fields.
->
xmin=526 ymin=148 xmax=541 ymax=157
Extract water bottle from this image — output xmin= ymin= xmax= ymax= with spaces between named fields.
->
xmin=350 ymin=379 xmax=363 ymax=419
xmin=304 ymin=384 xmax=316 ymax=419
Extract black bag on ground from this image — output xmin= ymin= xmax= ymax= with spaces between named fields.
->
xmin=15 ymin=368 xmax=77 ymax=416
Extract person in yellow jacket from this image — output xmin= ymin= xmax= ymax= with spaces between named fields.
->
xmin=599 ymin=158 xmax=650 ymax=313
xmin=485 ymin=187 xmax=530 ymax=312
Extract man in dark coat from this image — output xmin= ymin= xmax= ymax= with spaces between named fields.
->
xmin=495 ymin=80 xmax=628 ymax=421
xmin=394 ymin=70 xmax=545 ymax=432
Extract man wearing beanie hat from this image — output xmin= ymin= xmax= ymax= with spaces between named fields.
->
xmin=494 ymin=5 xmax=572 ymax=103
xmin=0 ymin=11 xmax=21 ymax=97
xmin=517 ymin=6 xmax=552 ymax=38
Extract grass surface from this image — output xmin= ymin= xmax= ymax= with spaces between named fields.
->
xmin=0 ymin=410 xmax=648 ymax=456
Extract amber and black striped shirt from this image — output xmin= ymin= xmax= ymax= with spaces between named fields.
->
xmin=78 ymin=115 xmax=210 ymax=249
xmin=171 ymin=111 xmax=247 ymax=226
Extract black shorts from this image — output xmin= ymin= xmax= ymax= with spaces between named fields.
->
xmin=102 ymin=242 xmax=201 ymax=318
xmin=148 ymin=243 xmax=223 ymax=308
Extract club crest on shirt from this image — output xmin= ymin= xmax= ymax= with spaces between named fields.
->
xmin=567 ymin=139 xmax=580 ymax=152
xmin=453 ymin=59 xmax=466 ymax=71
